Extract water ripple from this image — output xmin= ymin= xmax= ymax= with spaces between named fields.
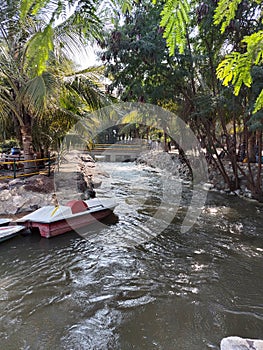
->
xmin=0 ymin=162 xmax=262 ymax=349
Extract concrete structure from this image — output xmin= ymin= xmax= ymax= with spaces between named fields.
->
xmin=90 ymin=142 xmax=148 ymax=162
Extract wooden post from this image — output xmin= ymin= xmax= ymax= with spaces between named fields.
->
xmin=13 ymin=159 xmax=16 ymax=179
xmin=48 ymin=153 xmax=51 ymax=176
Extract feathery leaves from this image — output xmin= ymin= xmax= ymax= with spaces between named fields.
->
xmin=159 ymin=0 xmax=190 ymax=54
xmin=216 ymin=30 xmax=263 ymax=112
xmin=214 ymin=0 xmax=242 ymax=34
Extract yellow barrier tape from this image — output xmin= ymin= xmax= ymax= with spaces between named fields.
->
xmin=0 ymin=157 xmax=55 ymax=165
xmin=0 ymin=175 xmax=13 ymax=180
xmin=15 ymin=172 xmax=43 ymax=177
xmin=0 ymin=170 xmax=48 ymax=180
xmin=0 ymin=157 xmax=56 ymax=180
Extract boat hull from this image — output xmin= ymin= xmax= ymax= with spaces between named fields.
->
xmin=0 ymin=218 xmax=11 ymax=227
xmin=0 ymin=226 xmax=25 ymax=243
xmin=24 ymin=208 xmax=113 ymax=238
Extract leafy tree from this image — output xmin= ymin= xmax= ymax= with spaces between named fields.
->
xmin=156 ymin=0 xmax=263 ymax=112
xmin=214 ymin=0 xmax=262 ymax=113
xmin=100 ymin=0 xmax=199 ymax=152
xmin=0 ymin=0 xmax=108 ymax=171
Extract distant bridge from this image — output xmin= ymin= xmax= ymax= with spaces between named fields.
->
xmin=90 ymin=142 xmax=149 ymax=162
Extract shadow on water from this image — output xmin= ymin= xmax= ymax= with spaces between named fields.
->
xmin=0 ymin=162 xmax=262 ymax=350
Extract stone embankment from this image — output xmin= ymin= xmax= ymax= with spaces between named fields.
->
xmin=136 ymin=151 xmax=191 ymax=180
xmin=137 ymin=151 xmax=260 ymax=200
xmin=0 ymin=151 xmax=106 ymax=217
xmin=0 ymin=175 xmax=54 ymax=216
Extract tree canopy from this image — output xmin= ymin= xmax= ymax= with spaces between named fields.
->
xmin=156 ymin=0 xmax=263 ymax=113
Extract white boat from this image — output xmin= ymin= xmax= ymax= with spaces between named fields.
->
xmin=17 ymin=198 xmax=117 ymax=238
xmin=0 ymin=218 xmax=11 ymax=226
xmin=0 ymin=225 xmax=25 ymax=243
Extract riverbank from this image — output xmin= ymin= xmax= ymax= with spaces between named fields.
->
xmin=0 ymin=149 xmax=262 ymax=217
xmin=0 ymin=151 xmax=107 ymax=217
xmin=136 ymin=150 xmax=192 ymax=180
xmin=136 ymin=150 xmax=262 ymax=202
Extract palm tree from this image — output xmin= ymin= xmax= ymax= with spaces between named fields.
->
xmin=0 ymin=0 xmax=107 ymax=171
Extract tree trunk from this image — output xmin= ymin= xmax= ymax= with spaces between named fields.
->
xmin=21 ymin=124 xmax=34 ymax=174
xmin=254 ymin=130 xmax=263 ymax=201
xmin=247 ymin=131 xmax=256 ymax=162
xmin=218 ymin=112 xmax=240 ymax=191
xmin=163 ymin=128 xmax=168 ymax=152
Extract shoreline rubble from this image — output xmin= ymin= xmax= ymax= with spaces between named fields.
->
xmin=136 ymin=150 xmax=259 ymax=201
xmin=0 ymin=149 xmax=262 ymax=217
xmin=0 ymin=151 xmax=107 ymax=217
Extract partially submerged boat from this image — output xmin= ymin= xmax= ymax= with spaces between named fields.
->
xmin=17 ymin=198 xmax=117 ymax=238
xmin=0 ymin=225 xmax=25 ymax=243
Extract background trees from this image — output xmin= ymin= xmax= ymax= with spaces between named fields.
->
xmin=0 ymin=0 xmax=262 ymax=199
xmin=99 ymin=0 xmax=263 ymax=199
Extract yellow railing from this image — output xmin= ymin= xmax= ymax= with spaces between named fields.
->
xmin=0 ymin=156 xmax=56 ymax=180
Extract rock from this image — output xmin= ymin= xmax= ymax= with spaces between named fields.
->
xmin=24 ymin=174 xmax=54 ymax=193
xmin=221 ymin=336 xmax=263 ymax=350
xmin=80 ymin=155 xmax=95 ymax=163
xmin=0 ymin=182 xmax=9 ymax=190
xmin=12 ymin=195 xmax=24 ymax=208
xmin=0 ymin=189 xmax=12 ymax=201
xmin=77 ymin=177 xmax=88 ymax=192
xmin=92 ymin=179 xmax=102 ymax=188
xmin=136 ymin=151 xmax=191 ymax=180
xmin=8 ymin=178 xmax=25 ymax=187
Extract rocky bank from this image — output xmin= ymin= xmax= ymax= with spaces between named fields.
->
xmin=137 ymin=150 xmax=260 ymax=201
xmin=0 ymin=151 xmax=107 ymax=217
xmin=136 ymin=150 xmax=192 ymax=180
xmin=0 ymin=150 xmax=261 ymax=217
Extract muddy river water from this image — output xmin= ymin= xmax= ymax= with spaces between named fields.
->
xmin=0 ymin=162 xmax=262 ymax=349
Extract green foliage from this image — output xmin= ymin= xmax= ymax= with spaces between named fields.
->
xmin=25 ymin=25 xmax=54 ymax=76
xmin=20 ymin=0 xmax=50 ymax=19
xmin=216 ymin=52 xmax=252 ymax=95
xmin=213 ymin=0 xmax=242 ymax=34
xmin=0 ymin=0 xmax=111 ymax=153
xmin=18 ymin=0 xmax=104 ymax=77
xmin=213 ymin=0 xmax=263 ymax=113
xmin=216 ymin=30 xmax=263 ymax=112
xmin=243 ymin=31 xmax=263 ymax=65
xmin=247 ymin=66 xmax=263 ymax=129
xmin=158 ymin=0 xmax=190 ymax=54
xmin=254 ymin=89 xmax=263 ymax=113
xmin=0 ymin=139 xmax=19 ymax=152
xmin=101 ymin=1 xmax=182 ymax=103
xmin=64 ymin=72 xmax=111 ymax=112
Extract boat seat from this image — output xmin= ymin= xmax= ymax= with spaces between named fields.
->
xmin=65 ymin=200 xmax=88 ymax=214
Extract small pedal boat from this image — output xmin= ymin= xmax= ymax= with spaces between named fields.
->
xmin=17 ymin=198 xmax=117 ymax=238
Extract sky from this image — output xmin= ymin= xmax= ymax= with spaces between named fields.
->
xmin=72 ymin=44 xmax=102 ymax=69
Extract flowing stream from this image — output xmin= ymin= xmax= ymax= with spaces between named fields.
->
xmin=0 ymin=162 xmax=262 ymax=349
